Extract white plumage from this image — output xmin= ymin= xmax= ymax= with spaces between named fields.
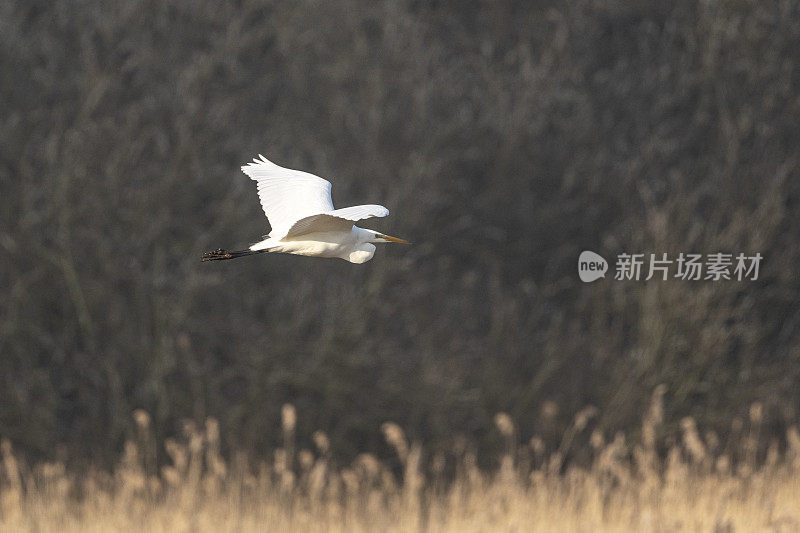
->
xmin=202 ymin=155 xmax=408 ymax=264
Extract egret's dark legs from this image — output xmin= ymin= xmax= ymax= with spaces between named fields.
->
xmin=201 ymin=248 xmax=266 ymax=262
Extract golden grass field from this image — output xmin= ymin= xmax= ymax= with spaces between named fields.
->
xmin=2 ymin=395 xmax=800 ymax=532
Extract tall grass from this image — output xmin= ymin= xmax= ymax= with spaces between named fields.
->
xmin=2 ymin=395 xmax=800 ymax=532
xmin=4 ymin=0 xmax=799 ymax=466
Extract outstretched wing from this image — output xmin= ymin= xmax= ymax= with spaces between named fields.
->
xmin=241 ymin=155 xmax=335 ymax=236
xmin=285 ymin=205 xmax=389 ymax=238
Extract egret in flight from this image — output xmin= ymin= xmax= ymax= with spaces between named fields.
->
xmin=202 ymin=155 xmax=409 ymax=264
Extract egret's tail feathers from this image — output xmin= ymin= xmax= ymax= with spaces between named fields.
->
xmin=201 ymin=248 xmax=265 ymax=262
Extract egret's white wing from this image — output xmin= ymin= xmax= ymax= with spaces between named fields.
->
xmin=285 ymin=205 xmax=389 ymax=238
xmin=329 ymin=204 xmax=389 ymax=221
xmin=241 ymin=155 xmax=334 ymax=235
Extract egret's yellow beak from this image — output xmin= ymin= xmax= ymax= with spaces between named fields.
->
xmin=376 ymin=233 xmax=411 ymax=244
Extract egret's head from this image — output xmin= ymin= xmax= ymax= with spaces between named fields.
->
xmin=366 ymin=229 xmax=411 ymax=244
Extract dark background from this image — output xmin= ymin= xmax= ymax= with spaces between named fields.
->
xmin=1 ymin=0 xmax=799 ymax=467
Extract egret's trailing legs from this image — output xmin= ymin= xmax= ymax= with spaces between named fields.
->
xmin=201 ymin=248 xmax=267 ymax=262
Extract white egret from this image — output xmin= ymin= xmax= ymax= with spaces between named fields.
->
xmin=202 ymin=155 xmax=409 ymax=264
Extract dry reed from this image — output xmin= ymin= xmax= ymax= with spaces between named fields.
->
xmin=2 ymin=393 xmax=800 ymax=532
